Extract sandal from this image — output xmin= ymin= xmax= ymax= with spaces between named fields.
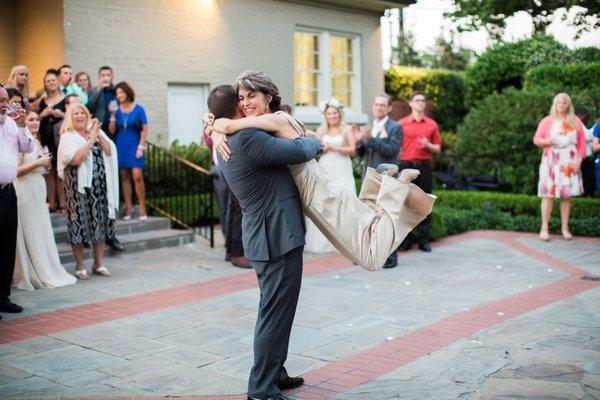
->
xmin=75 ymin=269 xmax=89 ymax=280
xmin=92 ymin=266 xmax=111 ymax=277
xmin=539 ymin=229 xmax=550 ymax=242
xmin=561 ymin=227 xmax=573 ymax=241
xmin=139 ymin=214 xmax=148 ymax=221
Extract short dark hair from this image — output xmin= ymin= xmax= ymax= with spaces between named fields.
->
xmin=6 ymin=88 xmax=24 ymax=107
xmin=58 ymin=64 xmax=71 ymax=74
xmin=98 ymin=65 xmax=113 ymax=75
xmin=410 ymin=91 xmax=426 ymax=100
xmin=64 ymin=94 xmax=79 ymax=105
xmin=281 ymin=104 xmax=292 ymax=114
xmin=207 ymin=85 xmax=238 ymax=119
xmin=115 ymin=81 xmax=135 ymax=103
xmin=46 ymin=68 xmax=59 ymax=77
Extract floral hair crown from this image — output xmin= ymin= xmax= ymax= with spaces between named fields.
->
xmin=319 ymin=98 xmax=344 ymax=114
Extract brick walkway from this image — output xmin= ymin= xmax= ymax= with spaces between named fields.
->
xmin=1 ymin=230 xmax=598 ymax=399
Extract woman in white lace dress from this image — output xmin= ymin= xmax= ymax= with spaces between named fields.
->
xmin=13 ymin=111 xmax=77 ymax=290
xmin=305 ymin=99 xmax=357 ymax=253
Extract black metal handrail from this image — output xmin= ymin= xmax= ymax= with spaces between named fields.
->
xmin=144 ymin=141 xmax=214 ymax=247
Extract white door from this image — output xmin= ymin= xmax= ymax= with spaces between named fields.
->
xmin=167 ymin=84 xmax=209 ymax=145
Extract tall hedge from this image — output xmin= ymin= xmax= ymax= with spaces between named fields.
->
xmin=573 ymin=47 xmax=600 ymax=63
xmin=524 ymin=62 xmax=600 ymax=94
xmin=464 ymin=35 xmax=573 ymax=108
xmin=385 ymin=66 xmax=466 ymax=131
xmin=451 ymin=88 xmax=600 ymax=194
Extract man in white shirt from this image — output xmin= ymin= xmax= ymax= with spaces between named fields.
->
xmin=0 ymin=85 xmax=33 ymax=319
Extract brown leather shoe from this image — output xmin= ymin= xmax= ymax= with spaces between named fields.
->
xmin=231 ymin=256 xmax=252 ymax=269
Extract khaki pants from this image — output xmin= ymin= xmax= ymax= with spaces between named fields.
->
xmin=290 ymin=161 xmax=436 ymax=271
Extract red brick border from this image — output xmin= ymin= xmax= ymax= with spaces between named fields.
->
xmin=286 ymin=231 xmax=599 ymax=399
xmin=0 ymin=233 xmax=468 ymax=344
xmin=2 ymin=231 xmax=598 ymax=400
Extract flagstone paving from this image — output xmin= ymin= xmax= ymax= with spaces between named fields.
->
xmin=0 ymin=230 xmax=598 ymax=399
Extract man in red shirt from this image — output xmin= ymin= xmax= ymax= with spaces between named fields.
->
xmin=398 ymin=91 xmax=441 ymax=252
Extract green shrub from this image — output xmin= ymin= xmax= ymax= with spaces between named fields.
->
xmin=385 ymin=66 xmax=467 ymax=131
xmin=430 ymin=205 xmax=600 ymax=239
xmin=452 ymin=88 xmax=600 ymax=194
xmin=573 ymin=47 xmax=600 ymax=63
xmin=169 ymin=140 xmax=211 ymax=170
xmin=464 ymin=35 xmax=573 ymax=108
xmin=434 ymin=190 xmax=600 ymax=219
xmin=524 ymin=62 xmax=600 ymax=93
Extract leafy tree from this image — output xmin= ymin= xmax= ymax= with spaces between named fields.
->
xmin=446 ymin=0 xmax=600 ymax=40
xmin=390 ymin=31 xmax=422 ymax=67
xmin=421 ymin=33 xmax=475 ymax=70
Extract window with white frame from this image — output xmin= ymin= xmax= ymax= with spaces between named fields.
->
xmin=293 ymin=29 xmax=362 ymax=122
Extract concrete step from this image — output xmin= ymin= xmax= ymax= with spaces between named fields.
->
xmin=58 ymin=228 xmax=195 ymax=265
xmin=53 ymin=217 xmax=170 ymax=244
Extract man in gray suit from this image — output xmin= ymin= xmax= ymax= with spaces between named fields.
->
xmin=207 ymin=85 xmax=322 ymax=400
xmin=356 ymin=93 xmax=403 ymax=269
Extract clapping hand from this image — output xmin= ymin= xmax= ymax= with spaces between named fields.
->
xmin=355 ymin=125 xmax=372 ymax=141
xmin=89 ymin=118 xmax=101 ymax=142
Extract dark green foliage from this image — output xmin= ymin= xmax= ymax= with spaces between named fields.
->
xmin=451 ymin=88 xmax=600 ymax=194
xmin=430 ymin=205 xmax=600 ymax=240
xmin=169 ymin=140 xmax=211 ymax=170
xmin=446 ymin=1 xmax=600 ymax=40
xmin=573 ymin=47 xmax=600 ymax=63
xmin=524 ymin=62 xmax=600 ymax=94
xmin=434 ymin=190 xmax=600 ymax=219
xmin=464 ymin=35 xmax=572 ymax=108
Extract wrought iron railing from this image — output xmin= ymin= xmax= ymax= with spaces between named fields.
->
xmin=144 ymin=141 xmax=214 ymax=247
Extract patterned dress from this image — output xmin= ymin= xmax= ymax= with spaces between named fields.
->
xmin=64 ymin=143 xmax=110 ymax=245
xmin=538 ymin=120 xmax=584 ymax=199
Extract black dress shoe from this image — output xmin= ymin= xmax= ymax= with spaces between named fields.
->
xmin=107 ymin=236 xmax=125 ymax=251
xmin=0 ymin=299 xmax=23 ymax=313
xmin=419 ymin=242 xmax=432 ymax=252
xmin=279 ymin=375 xmax=304 ymax=390
xmin=382 ymin=259 xmax=397 ymax=269
xmin=248 ymin=395 xmax=300 ymax=400
xmin=398 ymin=241 xmax=413 ymax=252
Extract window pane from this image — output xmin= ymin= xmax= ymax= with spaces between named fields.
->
xmin=294 ymin=32 xmax=320 ymax=107
xmin=329 ymin=36 xmax=354 ymax=107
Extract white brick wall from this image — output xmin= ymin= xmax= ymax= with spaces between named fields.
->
xmin=63 ymin=0 xmax=383 ymax=142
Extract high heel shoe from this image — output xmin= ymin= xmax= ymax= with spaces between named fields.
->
xmin=75 ymin=269 xmax=89 ymax=280
xmin=539 ymin=229 xmax=550 ymax=242
xmin=561 ymin=227 xmax=573 ymax=241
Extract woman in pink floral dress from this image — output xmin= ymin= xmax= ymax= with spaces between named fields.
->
xmin=533 ymin=93 xmax=585 ymax=241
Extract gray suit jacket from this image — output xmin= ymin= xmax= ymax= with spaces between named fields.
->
xmin=218 ymin=128 xmax=322 ymax=262
xmin=356 ymin=118 xmax=402 ymax=177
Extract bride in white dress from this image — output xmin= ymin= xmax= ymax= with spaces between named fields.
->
xmin=13 ymin=111 xmax=76 ymax=290
xmin=305 ymin=99 xmax=357 ymax=253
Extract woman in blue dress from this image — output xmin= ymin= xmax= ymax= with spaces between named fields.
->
xmin=108 ymin=82 xmax=148 ymax=220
